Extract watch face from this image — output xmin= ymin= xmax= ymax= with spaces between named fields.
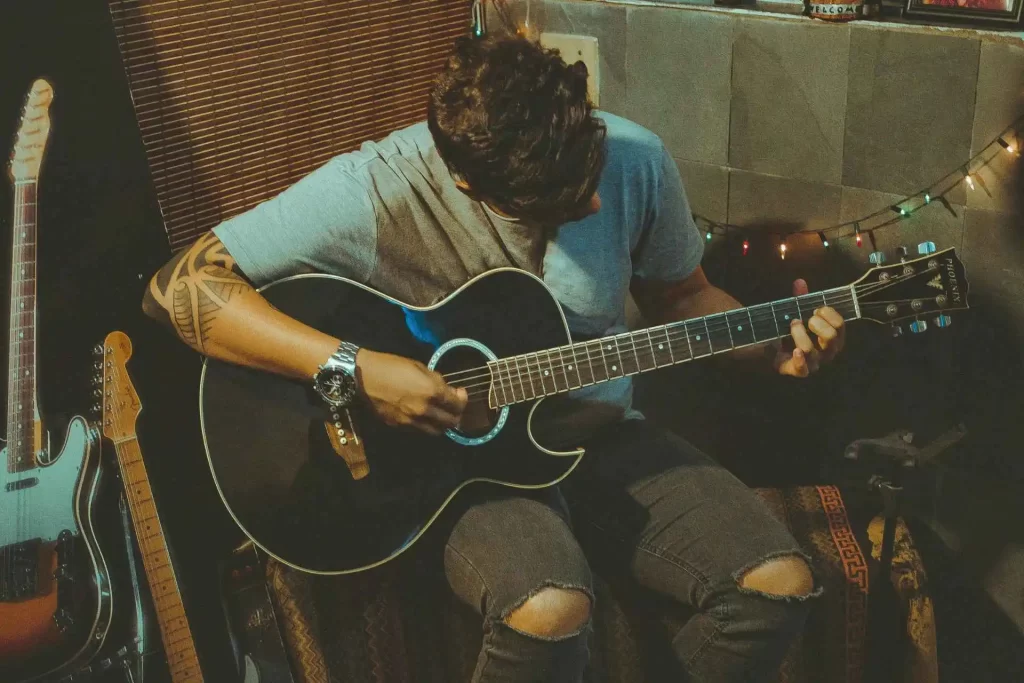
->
xmin=316 ymin=369 xmax=356 ymax=405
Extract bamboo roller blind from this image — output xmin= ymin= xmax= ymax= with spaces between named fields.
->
xmin=108 ymin=0 xmax=471 ymax=250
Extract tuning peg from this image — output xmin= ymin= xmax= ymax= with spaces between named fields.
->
xmin=909 ymin=320 xmax=928 ymax=334
xmin=917 ymin=241 xmax=937 ymax=255
xmin=869 ymin=251 xmax=886 ymax=264
xmin=934 ymin=315 xmax=952 ymax=329
xmin=897 ymin=246 xmax=909 ymax=262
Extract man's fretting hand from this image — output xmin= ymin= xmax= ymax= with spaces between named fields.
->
xmin=773 ymin=278 xmax=846 ymax=378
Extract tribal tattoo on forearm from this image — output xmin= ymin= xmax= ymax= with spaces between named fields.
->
xmin=145 ymin=232 xmax=253 ymax=352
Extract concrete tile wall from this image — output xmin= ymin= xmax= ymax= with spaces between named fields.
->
xmin=500 ymin=0 xmax=1023 ymax=320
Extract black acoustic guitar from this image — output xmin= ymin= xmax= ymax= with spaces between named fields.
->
xmin=200 ymin=248 xmax=968 ymax=574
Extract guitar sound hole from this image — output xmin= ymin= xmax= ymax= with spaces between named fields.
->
xmin=430 ymin=341 xmax=502 ymax=440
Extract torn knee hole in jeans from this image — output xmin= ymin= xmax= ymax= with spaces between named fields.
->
xmin=732 ymin=550 xmax=823 ymax=602
xmin=499 ymin=582 xmax=595 ymax=642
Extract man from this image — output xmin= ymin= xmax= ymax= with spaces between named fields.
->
xmin=143 ymin=35 xmax=844 ymax=682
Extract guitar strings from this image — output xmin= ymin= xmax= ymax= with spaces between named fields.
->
xmin=456 ymin=294 xmax=944 ymax=403
xmin=439 ymin=265 xmax=940 ymax=389
xmin=441 ymin=265 xmax=942 ymax=395
xmin=441 ymin=273 xmax=891 ymax=384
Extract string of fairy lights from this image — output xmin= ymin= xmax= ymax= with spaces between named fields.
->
xmin=698 ymin=114 xmax=1023 ymax=260
xmin=476 ymin=3 xmax=1020 ymax=263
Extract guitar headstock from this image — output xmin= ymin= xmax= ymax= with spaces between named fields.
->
xmin=93 ymin=331 xmax=141 ymax=444
xmin=9 ymin=79 xmax=54 ymax=183
xmin=853 ymin=244 xmax=969 ymax=334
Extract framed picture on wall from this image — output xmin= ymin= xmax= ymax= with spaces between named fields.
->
xmin=905 ymin=0 xmax=1023 ymax=26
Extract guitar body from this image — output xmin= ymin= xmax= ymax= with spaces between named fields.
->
xmin=201 ymin=269 xmax=584 ymax=574
xmin=0 ymin=417 xmax=113 ymax=682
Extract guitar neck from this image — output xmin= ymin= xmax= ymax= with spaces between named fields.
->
xmin=112 ymin=437 xmax=204 ymax=683
xmin=487 ymin=286 xmax=859 ymax=406
xmin=6 ymin=180 xmax=40 ymax=474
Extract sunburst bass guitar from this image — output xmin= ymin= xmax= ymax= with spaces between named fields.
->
xmin=0 ymin=80 xmax=112 ymax=681
xmin=200 ymin=247 xmax=969 ymax=575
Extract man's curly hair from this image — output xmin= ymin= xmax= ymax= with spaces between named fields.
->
xmin=428 ymin=34 xmax=606 ymax=226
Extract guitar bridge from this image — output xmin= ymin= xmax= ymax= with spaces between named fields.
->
xmin=324 ymin=407 xmax=369 ymax=480
xmin=0 ymin=538 xmax=41 ymax=601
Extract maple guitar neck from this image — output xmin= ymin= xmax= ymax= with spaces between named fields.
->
xmin=98 ymin=332 xmax=203 ymax=683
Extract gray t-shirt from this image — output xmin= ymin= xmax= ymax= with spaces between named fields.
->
xmin=214 ymin=111 xmax=704 ymax=443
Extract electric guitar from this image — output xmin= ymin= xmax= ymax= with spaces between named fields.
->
xmin=199 ymin=248 xmax=969 ymax=575
xmin=97 ymin=331 xmax=204 ymax=683
xmin=0 ymin=80 xmax=113 ymax=681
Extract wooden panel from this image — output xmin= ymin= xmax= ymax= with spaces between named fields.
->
xmin=108 ymin=0 xmax=471 ymax=249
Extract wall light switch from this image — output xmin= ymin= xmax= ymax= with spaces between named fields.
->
xmin=539 ymin=33 xmax=600 ymax=107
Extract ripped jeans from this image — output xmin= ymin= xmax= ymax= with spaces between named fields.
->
xmin=435 ymin=420 xmax=821 ymax=683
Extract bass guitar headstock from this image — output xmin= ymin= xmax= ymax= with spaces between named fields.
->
xmin=9 ymin=79 xmax=54 ymax=183
xmin=92 ymin=331 xmax=141 ymax=444
xmin=853 ymin=243 xmax=969 ymax=335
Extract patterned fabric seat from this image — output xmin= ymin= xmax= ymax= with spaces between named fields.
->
xmin=265 ymin=485 xmax=936 ymax=683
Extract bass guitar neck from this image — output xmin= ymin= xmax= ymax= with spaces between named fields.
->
xmin=97 ymin=332 xmax=203 ymax=683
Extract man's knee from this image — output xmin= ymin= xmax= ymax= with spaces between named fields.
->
xmin=737 ymin=554 xmax=816 ymax=599
xmin=503 ymin=586 xmax=592 ymax=639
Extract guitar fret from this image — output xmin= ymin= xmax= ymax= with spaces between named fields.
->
xmin=530 ymin=352 xmax=547 ymax=395
xmin=644 ymin=329 xmax=659 ymax=369
xmin=544 ymin=350 xmax=560 ymax=393
xmin=512 ymin=357 xmax=529 ymax=401
xmin=562 ymin=345 xmax=582 ymax=389
xmin=595 ymin=340 xmax=610 ymax=380
xmin=489 ymin=362 xmax=507 ymax=407
xmin=581 ymin=341 xmax=598 ymax=386
xmin=769 ymin=302 xmax=782 ymax=338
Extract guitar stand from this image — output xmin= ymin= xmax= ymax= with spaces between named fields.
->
xmin=842 ymin=423 xmax=968 ymax=683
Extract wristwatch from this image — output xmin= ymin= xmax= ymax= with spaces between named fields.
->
xmin=312 ymin=341 xmax=361 ymax=407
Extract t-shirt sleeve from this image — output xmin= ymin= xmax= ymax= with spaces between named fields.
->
xmin=213 ymin=158 xmax=378 ymax=287
xmin=631 ymin=145 xmax=704 ymax=282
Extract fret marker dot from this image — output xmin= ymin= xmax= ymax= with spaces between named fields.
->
xmin=543 ymin=370 xmax=549 ymax=376
xmin=18 ymin=332 xmax=23 ymax=338
xmin=19 ymin=303 xmax=24 ymax=309
xmin=658 ymin=344 xmax=664 ymax=350
xmin=24 ymin=370 xmax=28 ymax=376
xmin=696 ymin=335 xmax=702 ymax=341
xmin=567 ymin=365 xmax=573 ymax=371
xmin=784 ymin=314 xmax=791 ymax=321
xmin=737 ymin=325 xmax=743 ymax=331
xmin=21 ymin=233 xmax=25 ymax=239
xmin=606 ymin=345 xmax=612 ymax=351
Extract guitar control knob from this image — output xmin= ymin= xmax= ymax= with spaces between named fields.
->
xmin=869 ymin=251 xmax=886 ymax=265
xmin=909 ymin=320 xmax=928 ymax=334
xmin=935 ymin=315 xmax=952 ymax=328
xmin=917 ymin=241 xmax=937 ymax=255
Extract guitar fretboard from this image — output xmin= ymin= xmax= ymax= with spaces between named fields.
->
xmin=6 ymin=180 xmax=39 ymax=474
xmin=113 ymin=437 xmax=204 ymax=683
xmin=485 ymin=287 xmax=858 ymax=407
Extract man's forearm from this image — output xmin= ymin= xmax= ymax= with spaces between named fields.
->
xmin=142 ymin=232 xmax=340 ymax=380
